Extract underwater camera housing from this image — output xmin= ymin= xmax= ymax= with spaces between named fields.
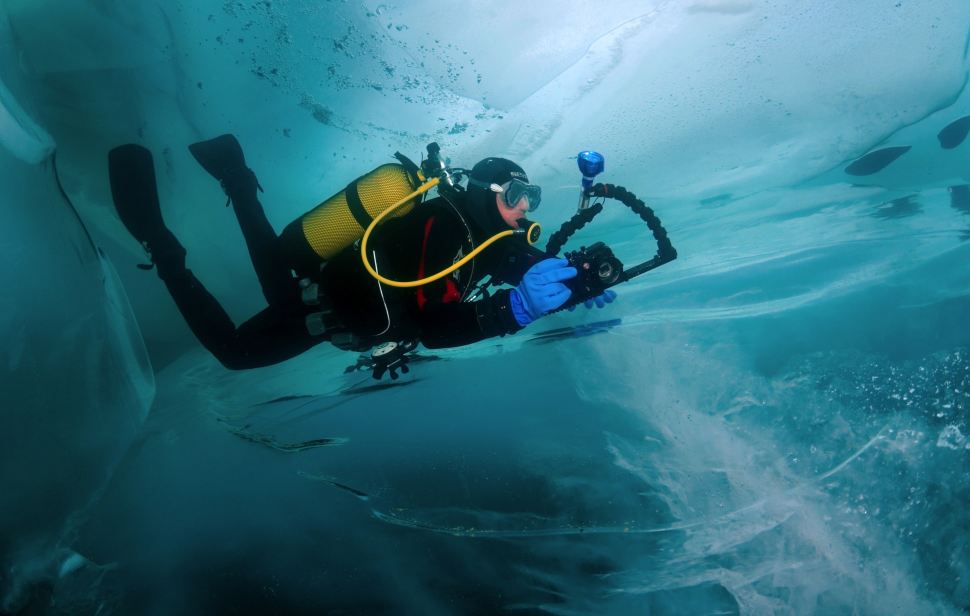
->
xmin=563 ymin=242 xmax=624 ymax=301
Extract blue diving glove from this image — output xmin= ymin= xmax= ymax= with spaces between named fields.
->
xmin=568 ymin=289 xmax=618 ymax=311
xmin=509 ymin=257 xmax=578 ymax=326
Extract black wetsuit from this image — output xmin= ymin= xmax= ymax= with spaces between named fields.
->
xmin=158 ymin=183 xmax=542 ymax=370
xmin=317 ymin=196 xmax=542 ymax=348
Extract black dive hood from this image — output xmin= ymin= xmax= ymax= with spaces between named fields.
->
xmin=461 ymin=157 xmax=529 ymax=238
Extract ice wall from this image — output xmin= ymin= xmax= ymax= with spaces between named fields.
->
xmin=0 ymin=19 xmax=153 ymax=612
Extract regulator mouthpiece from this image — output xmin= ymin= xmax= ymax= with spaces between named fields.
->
xmin=515 ymin=218 xmax=542 ymax=245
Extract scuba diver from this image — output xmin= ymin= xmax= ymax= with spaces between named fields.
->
xmin=108 ymin=135 xmax=616 ymax=375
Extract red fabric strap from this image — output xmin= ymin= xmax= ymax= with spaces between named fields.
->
xmin=415 ymin=215 xmax=463 ymax=309
xmin=416 ymin=216 xmax=435 ymax=310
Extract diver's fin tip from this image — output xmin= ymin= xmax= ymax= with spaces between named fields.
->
xmin=108 ymin=143 xmax=153 ymax=167
xmin=107 ymin=143 xmax=166 ymax=245
xmin=188 ymin=134 xmax=246 ymax=181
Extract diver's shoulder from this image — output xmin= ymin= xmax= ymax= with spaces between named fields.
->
xmin=423 ymin=195 xmax=460 ymax=214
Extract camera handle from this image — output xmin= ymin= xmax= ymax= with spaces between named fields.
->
xmin=545 ymin=183 xmax=678 ymax=307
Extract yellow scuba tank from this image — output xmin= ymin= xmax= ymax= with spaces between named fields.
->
xmin=279 ymin=154 xmax=422 ymax=276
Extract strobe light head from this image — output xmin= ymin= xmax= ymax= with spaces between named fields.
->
xmin=577 ymin=151 xmax=605 ymax=191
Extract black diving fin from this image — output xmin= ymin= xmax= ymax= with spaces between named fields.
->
xmin=188 ymin=134 xmax=247 ymax=183
xmin=108 ymin=144 xmax=166 ymax=245
xmin=188 ymin=133 xmax=262 ymax=202
xmin=107 ymin=143 xmax=185 ymax=271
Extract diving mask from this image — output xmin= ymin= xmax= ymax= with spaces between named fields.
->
xmin=467 ymin=177 xmax=542 ymax=212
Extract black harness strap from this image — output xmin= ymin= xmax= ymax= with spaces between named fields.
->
xmin=347 ymin=154 xmax=421 ymax=231
xmin=345 ymin=180 xmax=374 ymax=229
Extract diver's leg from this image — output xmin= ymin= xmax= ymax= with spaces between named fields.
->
xmin=224 ymin=302 xmax=323 ymax=368
xmin=108 ymin=144 xmax=267 ymax=367
xmin=157 ymin=269 xmax=320 ymax=369
xmin=154 ymin=278 xmax=320 ymax=369
xmin=155 ymin=267 xmax=242 ymax=359
xmin=189 ymin=134 xmax=293 ymax=306
xmin=146 ymin=264 xmax=318 ymax=369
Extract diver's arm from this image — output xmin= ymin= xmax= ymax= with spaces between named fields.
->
xmin=491 ymin=242 xmax=547 ymax=286
xmin=420 ymin=255 xmax=581 ymax=348
xmin=415 ymin=289 xmax=521 ymax=349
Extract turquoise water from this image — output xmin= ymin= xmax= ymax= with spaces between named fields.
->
xmin=2 ymin=1 xmax=969 ymax=614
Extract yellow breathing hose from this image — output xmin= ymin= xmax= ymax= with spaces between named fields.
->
xmin=359 ymin=176 xmax=540 ymax=288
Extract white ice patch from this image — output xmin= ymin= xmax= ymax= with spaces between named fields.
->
xmin=0 ymin=78 xmax=53 ymax=163
xmin=936 ymin=424 xmax=969 ymax=450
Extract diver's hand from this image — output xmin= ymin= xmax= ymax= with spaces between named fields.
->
xmin=509 ymin=258 xmax=577 ymax=326
xmin=568 ymin=289 xmax=618 ymax=311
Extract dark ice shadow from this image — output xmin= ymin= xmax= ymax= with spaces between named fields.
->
xmin=845 ymin=146 xmax=912 ymax=176
xmin=948 ymin=185 xmax=970 ymax=242
xmin=949 ymin=184 xmax=970 ymax=214
xmin=527 ymin=318 xmax=622 ymax=345
xmin=938 ymin=115 xmax=970 ymax=149
xmin=871 ymin=194 xmax=922 ymax=219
